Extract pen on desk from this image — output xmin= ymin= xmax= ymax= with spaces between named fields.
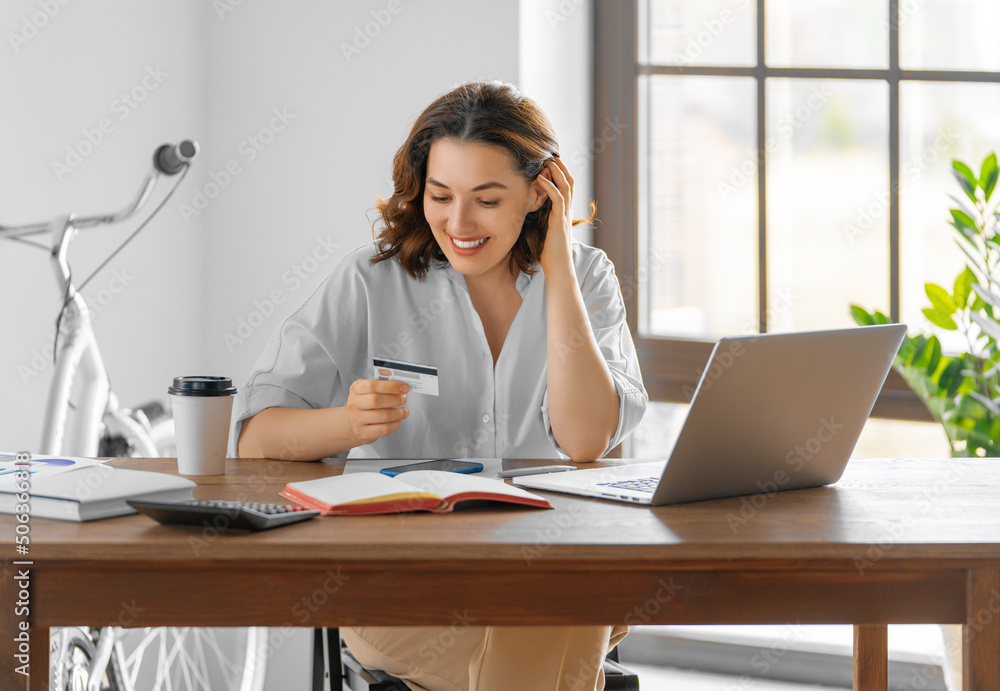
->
xmin=496 ymin=465 xmax=577 ymax=479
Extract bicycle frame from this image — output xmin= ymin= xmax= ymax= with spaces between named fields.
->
xmin=2 ymin=170 xmax=165 ymax=457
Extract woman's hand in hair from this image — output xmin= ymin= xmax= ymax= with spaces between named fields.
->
xmin=535 ymin=156 xmax=576 ymax=275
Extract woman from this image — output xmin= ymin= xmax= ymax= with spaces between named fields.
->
xmin=234 ymin=80 xmax=646 ymax=690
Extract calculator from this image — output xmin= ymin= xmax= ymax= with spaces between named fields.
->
xmin=126 ymin=499 xmax=321 ymax=531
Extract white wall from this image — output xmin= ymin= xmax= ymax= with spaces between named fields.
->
xmin=0 ymin=0 xmax=206 ymax=452
xmin=520 ymin=0 xmax=594 ymax=242
xmin=200 ymin=0 xmax=523 ymax=392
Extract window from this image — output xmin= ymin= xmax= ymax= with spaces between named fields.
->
xmin=594 ymin=0 xmax=1000 ymax=422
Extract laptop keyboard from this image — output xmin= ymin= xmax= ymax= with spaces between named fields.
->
xmin=596 ymin=477 xmax=659 ymax=493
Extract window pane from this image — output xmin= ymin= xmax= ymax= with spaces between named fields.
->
xmin=629 ymin=404 xmax=952 ymax=459
xmin=900 ymin=0 xmax=1000 ymax=71
xmin=766 ymin=0 xmax=888 ymax=69
xmin=854 ymin=418 xmax=952 ymax=458
xmin=766 ymin=79 xmax=889 ymax=332
xmin=623 ymin=401 xmax=687 ymax=458
xmin=647 ymin=0 xmax=755 ymax=67
xmin=643 ymin=76 xmax=757 ymax=339
xmin=900 ymin=81 xmax=1000 ymax=348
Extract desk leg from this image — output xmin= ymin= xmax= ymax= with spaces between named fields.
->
xmin=964 ymin=569 xmax=1000 ymax=691
xmin=30 ymin=626 xmax=48 ymax=691
xmin=853 ymin=624 xmax=888 ymax=691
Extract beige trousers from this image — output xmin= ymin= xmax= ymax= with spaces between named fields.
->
xmin=341 ymin=624 xmax=630 ymax=691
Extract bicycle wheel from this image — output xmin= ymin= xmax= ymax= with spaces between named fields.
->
xmin=49 ymin=626 xmax=122 ymax=691
xmin=49 ymin=627 xmax=268 ymax=691
xmin=113 ymin=626 xmax=268 ymax=691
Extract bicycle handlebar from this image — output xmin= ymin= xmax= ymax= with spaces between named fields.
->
xmin=0 ymin=140 xmax=199 ymax=239
xmin=154 ymin=140 xmax=199 ymax=176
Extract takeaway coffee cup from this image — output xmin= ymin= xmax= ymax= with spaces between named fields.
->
xmin=168 ymin=376 xmax=237 ymax=475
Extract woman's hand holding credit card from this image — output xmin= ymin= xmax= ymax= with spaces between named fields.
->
xmin=372 ymin=358 xmax=439 ymax=396
xmin=346 ymin=378 xmax=410 ymax=445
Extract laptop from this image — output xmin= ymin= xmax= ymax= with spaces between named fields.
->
xmin=514 ymin=324 xmax=907 ymax=506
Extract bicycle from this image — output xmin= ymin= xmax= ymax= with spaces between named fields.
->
xmin=0 ymin=142 xmax=269 ymax=691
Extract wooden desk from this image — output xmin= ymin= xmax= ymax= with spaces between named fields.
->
xmin=2 ymin=457 xmax=999 ymax=690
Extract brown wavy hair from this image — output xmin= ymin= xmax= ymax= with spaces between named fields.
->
xmin=371 ymin=80 xmax=596 ymax=279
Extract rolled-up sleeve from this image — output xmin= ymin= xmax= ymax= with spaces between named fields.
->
xmin=541 ymin=245 xmax=648 ymax=457
xmin=229 ymin=266 xmax=365 ymax=457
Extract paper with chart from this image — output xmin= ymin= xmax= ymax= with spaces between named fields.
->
xmin=0 ymin=453 xmax=109 ymax=485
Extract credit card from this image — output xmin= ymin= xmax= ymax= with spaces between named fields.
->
xmin=372 ymin=358 xmax=439 ymax=396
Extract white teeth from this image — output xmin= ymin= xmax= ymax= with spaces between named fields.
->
xmin=453 ymin=237 xmax=487 ymax=249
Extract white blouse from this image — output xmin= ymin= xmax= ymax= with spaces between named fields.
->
xmin=230 ymin=241 xmax=647 ymax=459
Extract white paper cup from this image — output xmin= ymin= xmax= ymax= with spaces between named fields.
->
xmin=168 ymin=376 xmax=237 ymax=476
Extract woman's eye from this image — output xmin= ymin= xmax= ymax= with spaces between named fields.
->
xmin=430 ymin=196 xmax=449 ymax=203
xmin=480 ymin=200 xmax=499 ymax=208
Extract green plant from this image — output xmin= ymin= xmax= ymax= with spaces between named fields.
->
xmin=851 ymin=152 xmax=1000 ymax=457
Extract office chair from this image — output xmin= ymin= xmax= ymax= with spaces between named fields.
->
xmin=313 ymin=628 xmax=639 ymax=690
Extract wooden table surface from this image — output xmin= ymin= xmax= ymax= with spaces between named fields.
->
xmin=2 ymin=456 xmax=999 ymax=690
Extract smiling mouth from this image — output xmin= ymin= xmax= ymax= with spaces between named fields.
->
xmin=451 ymin=236 xmax=488 ymax=249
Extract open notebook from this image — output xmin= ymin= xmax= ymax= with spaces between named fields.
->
xmin=282 ymin=470 xmax=553 ymax=515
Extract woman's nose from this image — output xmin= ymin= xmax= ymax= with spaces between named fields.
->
xmin=449 ymin=203 xmax=474 ymax=233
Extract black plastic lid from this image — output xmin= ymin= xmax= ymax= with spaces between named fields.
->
xmin=168 ymin=376 xmax=237 ymax=397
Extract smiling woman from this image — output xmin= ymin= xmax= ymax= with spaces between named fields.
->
xmin=370 ymin=80 xmax=595 ymax=281
xmin=232 ymin=79 xmax=647 ymax=690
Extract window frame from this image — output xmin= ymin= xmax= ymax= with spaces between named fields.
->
xmin=593 ymin=0 xmax=1000 ymax=422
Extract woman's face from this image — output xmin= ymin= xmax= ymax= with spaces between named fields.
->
xmin=423 ymin=138 xmax=546 ymax=283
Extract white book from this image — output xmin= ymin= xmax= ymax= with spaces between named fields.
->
xmin=0 ymin=466 xmax=196 ymax=522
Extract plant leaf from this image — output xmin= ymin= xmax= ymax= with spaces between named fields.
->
xmin=980 ymin=152 xmax=999 ymax=203
xmin=923 ymin=307 xmax=958 ymax=330
xmin=926 ymin=283 xmax=957 ymax=312
xmin=973 ymin=282 xmax=1000 ymax=309
xmin=955 ymin=239 xmax=997 ymax=286
xmin=970 ymin=391 xmax=1000 ymax=419
xmin=924 ymin=335 xmax=943 ymax=375
xmin=954 ymin=267 xmax=975 ymax=309
xmin=953 ymin=159 xmax=979 ymax=202
xmin=849 ymin=304 xmax=875 ymax=326
xmin=948 ymin=194 xmax=977 ymax=219
xmin=971 ymin=311 xmax=1000 ymax=342
xmin=939 ymin=358 xmax=965 ymax=398
xmin=951 ymin=208 xmax=980 ymax=235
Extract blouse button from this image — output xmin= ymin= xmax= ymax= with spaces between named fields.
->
xmin=482 ymin=414 xmax=490 ymax=424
